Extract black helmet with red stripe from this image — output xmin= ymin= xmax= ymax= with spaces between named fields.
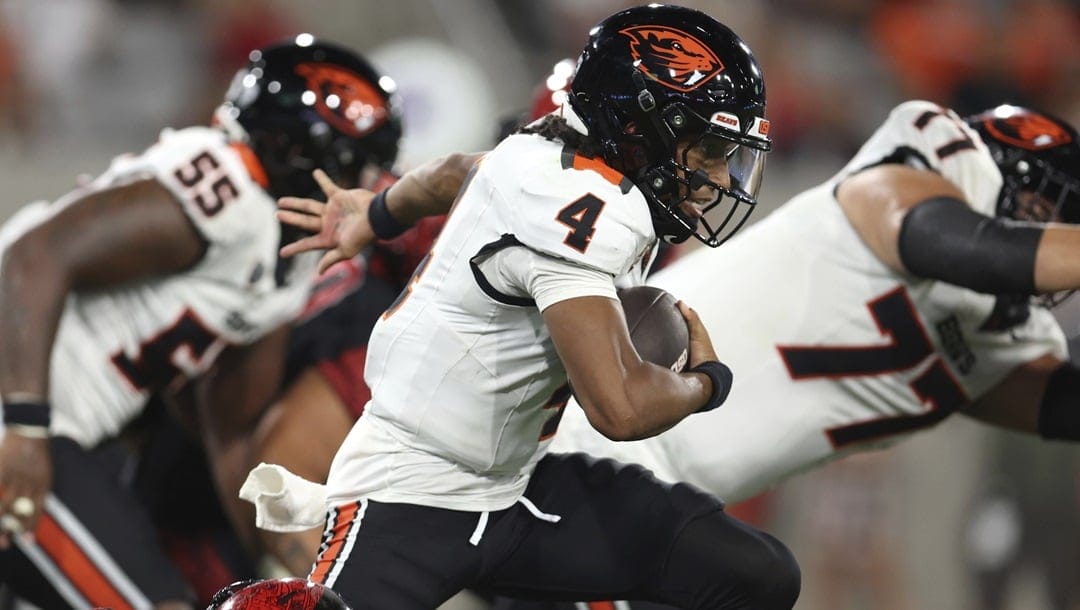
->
xmin=570 ymin=4 xmax=771 ymax=247
xmin=206 ymin=578 xmax=351 ymax=609
xmin=215 ymin=34 xmax=402 ymax=200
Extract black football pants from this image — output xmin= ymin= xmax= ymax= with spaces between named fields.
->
xmin=0 ymin=436 xmax=195 ymax=609
xmin=310 ymin=452 xmax=800 ymax=609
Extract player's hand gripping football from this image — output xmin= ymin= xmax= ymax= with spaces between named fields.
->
xmin=277 ymin=169 xmax=377 ymax=273
xmin=677 ymin=301 xmax=719 ymax=368
xmin=0 ymin=433 xmax=52 ymax=548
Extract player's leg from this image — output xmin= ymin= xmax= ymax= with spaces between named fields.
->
xmin=480 ymin=452 xmax=800 ymax=610
xmin=0 ymin=436 xmax=195 ymax=609
xmin=308 ymin=499 xmax=488 ymax=610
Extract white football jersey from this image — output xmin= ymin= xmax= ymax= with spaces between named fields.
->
xmin=550 ymin=101 xmax=1068 ymax=502
xmin=325 ymin=113 xmax=657 ymax=512
xmin=0 ymin=126 xmax=318 ymax=446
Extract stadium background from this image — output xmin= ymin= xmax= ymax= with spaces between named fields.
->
xmin=0 ymin=1 xmax=1076 ymax=608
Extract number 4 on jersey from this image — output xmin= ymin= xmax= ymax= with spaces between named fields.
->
xmin=556 ymin=194 xmax=606 ymax=253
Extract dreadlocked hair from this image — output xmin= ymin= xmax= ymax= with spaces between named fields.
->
xmin=518 ymin=114 xmax=604 ymax=160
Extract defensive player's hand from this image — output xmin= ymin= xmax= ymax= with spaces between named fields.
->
xmin=277 ymin=169 xmax=377 ymax=273
xmin=0 ymin=433 xmax=52 ymax=548
xmin=678 ymin=301 xmax=719 ymax=368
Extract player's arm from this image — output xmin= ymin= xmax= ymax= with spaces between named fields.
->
xmin=277 ymin=152 xmax=482 ymax=272
xmin=239 ymin=367 xmax=353 ymax=576
xmin=838 ymin=164 xmax=1080 ymax=294
xmin=0 ymin=178 xmax=205 ymax=537
xmin=962 ymin=353 xmax=1080 ymax=441
xmin=545 ymin=295 xmax=726 ymax=441
xmin=191 ymin=325 xmax=291 ymax=553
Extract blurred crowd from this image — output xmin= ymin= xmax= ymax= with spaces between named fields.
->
xmin=0 ymin=1 xmax=1077 ymax=609
xmin=0 ymin=0 xmax=1076 ymax=165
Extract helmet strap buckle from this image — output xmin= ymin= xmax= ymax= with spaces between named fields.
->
xmin=632 ymin=70 xmax=656 ymax=112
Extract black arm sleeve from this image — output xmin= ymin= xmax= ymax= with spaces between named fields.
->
xmin=1038 ymin=363 xmax=1080 ymax=441
xmin=897 ymin=196 xmax=1043 ymax=295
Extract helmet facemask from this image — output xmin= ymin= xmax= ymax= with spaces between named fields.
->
xmin=637 ymin=107 xmax=767 ymax=246
xmin=997 ymin=149 xmax=1080 ymax=308
xmin=969 ymin=104 xmax=1080 ymax=308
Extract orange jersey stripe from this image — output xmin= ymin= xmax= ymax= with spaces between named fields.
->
xmin=310 ymin=502 xmax=361 ymax=584
xmin=572 ymin=153 xmax=624 ymax=188
xmin=36 ymin=513 xmax=133 ymax=610
xmin=228 ymin=142 xmax=270 ymax=188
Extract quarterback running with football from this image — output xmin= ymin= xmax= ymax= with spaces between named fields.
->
xmin=267 ymin=5 xmax=799 ymax=609
xmin=0 ymin=38 xmax=401 ymax=609
xmin=489 ymin=102 xmax=1080 ymax=610
xmin=275 ymin=99 xmax=1080 ymax=610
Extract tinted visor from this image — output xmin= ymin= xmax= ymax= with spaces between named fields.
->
xmin=661 ymin=131 xmax=768 ymax=247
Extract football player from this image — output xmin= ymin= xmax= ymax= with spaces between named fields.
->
xmin=552 ymin=101 xmax=1080 ymax=507
xmin=270 ymin=103 xmax=1080 ymax=610
xmin=0 ymin=37 xmax=401 ymax=610
xmin=514 ymin=99 xmax=1080 ymax=610
xmin=266 ymin=5 xmax=799 ymax=610
xmin=492 ymin=105 xmax=1080 ymax=610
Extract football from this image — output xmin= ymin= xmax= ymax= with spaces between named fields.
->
xmin=618 ymin=285 xmax=690 ymax=372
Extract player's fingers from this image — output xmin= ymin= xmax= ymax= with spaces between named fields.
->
xmin=676 ymin=300 xmax=702 ymax=326
xmin=317 ymin=250 xmax=347 ymax=275
xmin=314 ymin=169 xmax=341 ymax=197
xmin=280 ymin=234 xmax=329 ymax=259
xmin=277 ymin=196 xmax=325 ymax=214
xmin=276 ymin=209 xmax=324 ymax=232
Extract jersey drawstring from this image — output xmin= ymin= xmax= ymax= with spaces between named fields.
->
xmin=516 ymin=496 xmax=562 ymax=523
xmin=469 ymin=511 xmax=489 ymax=546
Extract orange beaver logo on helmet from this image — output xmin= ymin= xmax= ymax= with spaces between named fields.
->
xmin=619 ymin=25 xmax=724 ymax=92
xmin=986 ymin=112 xmax=1073 ymax=151
xmin=295 ymin=62 xmax=390 ymax=138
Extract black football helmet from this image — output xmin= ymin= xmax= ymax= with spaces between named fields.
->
xmin=206 ymin=578 xmax=351 ymax=610
xmin=965 ymin=104 xmax=1080 ymax=307
xmin=569 ymin=4 xmax=771 ymax=247
xmin=964 ymin=104 xmax=1080 ymax=224
xmin=215 ymin=34 xmax=402 ymax=200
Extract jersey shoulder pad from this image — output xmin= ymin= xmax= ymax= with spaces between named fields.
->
xmin=134 ymin=126 xmax=275 ymax=247
xmin=844 ymin=101 xmax=1003 ymax=216
xmin=486 ymin=136 xmax=656 ymax=277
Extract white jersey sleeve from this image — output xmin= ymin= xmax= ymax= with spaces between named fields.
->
xmin=837 ymin=100 xmax=1003 ymax=216
xmin=492 ymin=138 xmax=657 ymax=278
xmin=475 ymin=245 xmax=618 ymax=312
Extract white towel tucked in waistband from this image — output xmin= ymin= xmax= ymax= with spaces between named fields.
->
xmin=239 ymin=463 xmax=328 ymax=532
